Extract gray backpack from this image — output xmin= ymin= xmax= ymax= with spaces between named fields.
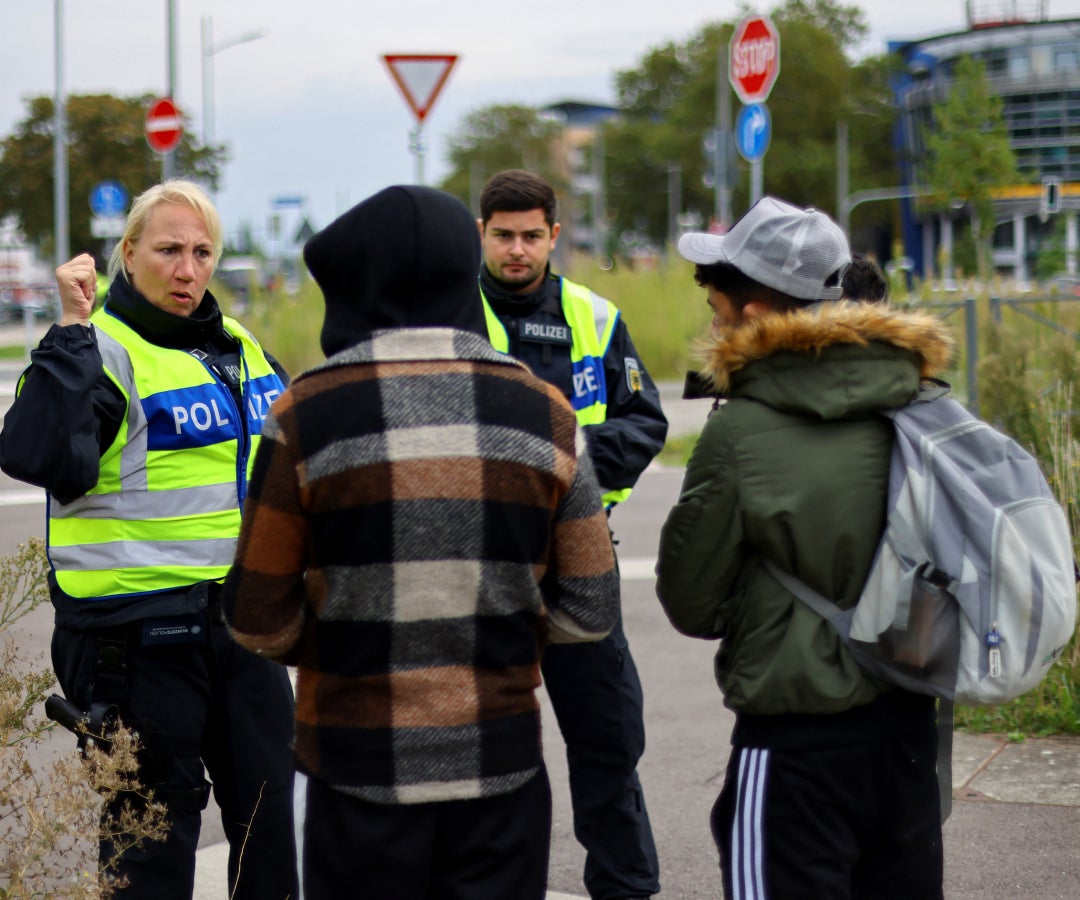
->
xmin=767 ymin=383 xmax=1078 ymax=817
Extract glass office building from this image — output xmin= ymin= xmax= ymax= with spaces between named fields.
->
xmin=891 ymin=3 xmax=1080 ymax=283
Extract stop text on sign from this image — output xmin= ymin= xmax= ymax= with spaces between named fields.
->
xmin=732 ymin=38 xmax=776 ymax=83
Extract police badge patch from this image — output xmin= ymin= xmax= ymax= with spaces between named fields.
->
xmin=625 ymin=357 xmax=642 ymax=392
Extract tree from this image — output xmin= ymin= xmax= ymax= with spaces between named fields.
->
xmin=1035 ymin=216 xmax=1067 ymax=282
xmin=435 ymin=1 xmax=899 ymax=259
xmin=604 ymin=1 xmax=897 ymax=249
xmin=774 ymin=0 xmax=869 ymax=49
xmin=925 ymin=55 xmax=1018 ymax=283
xmin=0 ymin=94 xmax=224 ymax=261
xmin=437 ymin=104 xmax=565 ymax=210
xmin=606 ymin=25 xmax=726 ymax=246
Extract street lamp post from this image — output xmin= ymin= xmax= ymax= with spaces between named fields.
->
xmin=201 ymin=15 xmax=266 ymax=148
xmin=164 ymin=0 xmax=177 ymax=180
xmin=836 ymin=118 xmax=930 ymax=239
xmin=53 ymin=0 xmax=69 ymax=270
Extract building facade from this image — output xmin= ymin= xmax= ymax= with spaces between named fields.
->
xmin=891 ymin=3 xmax=1080 ymax=285
xmin=540 ymin=100 xmax=621 ymax=261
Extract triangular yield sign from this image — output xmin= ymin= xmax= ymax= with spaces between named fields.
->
xmin=382 ymin=54 xmax=459 ymax=123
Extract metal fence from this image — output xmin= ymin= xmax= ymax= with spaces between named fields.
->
xmin=916 ymin=294 xmax=1080 ymax=414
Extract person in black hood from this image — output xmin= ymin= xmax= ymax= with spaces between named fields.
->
xmin=311 ymin=183 xmax=487 ymax=355
xmin=0 ymin=180 xmax=297 ymax=900
xmin=224 ymin=184 xmax=619 ymax=899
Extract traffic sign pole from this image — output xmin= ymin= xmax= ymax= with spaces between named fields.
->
xmin=751 ymin=160 xmax=764 ymax=207
xmin=409 ymin=126 xmax=428 ymax=187
xmin=163 ymin=0 xmax=179 ymax=180
xmin=716 ymin=45 xmax=732 ymax=229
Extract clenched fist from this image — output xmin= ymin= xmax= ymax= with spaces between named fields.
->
xmin=55 ymin=253 xmax=98 ymax=327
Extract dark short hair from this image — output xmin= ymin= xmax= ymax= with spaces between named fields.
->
xmin=693 ymin=261 xmax=803 ymax=314
xmin=479 ymin=170 xmax=557 ymax=228
xmin=842 ymin=253 xmax=889 ymax=302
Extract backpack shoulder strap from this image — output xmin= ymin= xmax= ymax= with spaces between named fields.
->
xmin=915 ymin=378 xmax=952 ymax=403
xmin=763 ymin=559 xmax=842 ymax=620
xmin=883 ymin=379 xmax=951 ymax=419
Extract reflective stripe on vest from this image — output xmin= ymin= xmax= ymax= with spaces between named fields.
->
xmin=48 ymin=310 xmax=284 ymax=599
xmin=482 ymin=277 xmax=630 ymax=506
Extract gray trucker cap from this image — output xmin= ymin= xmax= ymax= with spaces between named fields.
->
xmin=678 ymin=197 xmax=851 ymax=301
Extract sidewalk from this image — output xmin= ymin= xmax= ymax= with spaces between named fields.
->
xmin=0 ymin=319 xmax=50 ymax=351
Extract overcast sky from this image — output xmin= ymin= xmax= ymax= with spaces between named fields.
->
xmin=5 ymin=1 xmax=1079 ymax=248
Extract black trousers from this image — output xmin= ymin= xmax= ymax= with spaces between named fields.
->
xmin=713 ymin=718 xmax=944 ymax=900
xmin=295 ymin=765 xmax=552 ymax=899
xmin=542 ymin=610 xmax=660 ymax=899
xmin=52 ymin=613 xmax=298 ymax=900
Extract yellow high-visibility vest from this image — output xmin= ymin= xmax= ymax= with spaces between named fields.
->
xmin=482 ymin=277 xmax=631 ymax=506
xmin=48 ymin=310 xmax=284 ymax=599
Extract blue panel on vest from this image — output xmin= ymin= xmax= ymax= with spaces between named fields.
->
xmin=143 ymin=383 xmax=240 ymax=451
xmin=570 ymin=356 xmax=606 ymax=410
xmin=245 ymin=373 xmax=285 ymax=435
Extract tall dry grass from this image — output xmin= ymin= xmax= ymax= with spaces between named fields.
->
xmin=0 ymin=539 xmax=169 ymax=898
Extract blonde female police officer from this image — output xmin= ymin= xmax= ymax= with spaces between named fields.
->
xmin=0 ymin=181 xmax=297 ymax=899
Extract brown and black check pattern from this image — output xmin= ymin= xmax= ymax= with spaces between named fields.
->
xmin=224 ymin=328 xmax=619 ymax=804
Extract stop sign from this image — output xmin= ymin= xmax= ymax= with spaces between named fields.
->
xmin=145 ymin=97 xmax=183 ymax=154
xmin=729 ymin=15 xmax=781 ymax=106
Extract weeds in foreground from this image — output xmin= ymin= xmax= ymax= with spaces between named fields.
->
xmin=0 ymin=539 xmax=169 ymax=898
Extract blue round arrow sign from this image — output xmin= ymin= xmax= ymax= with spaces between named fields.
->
xmin=735 ymin=103 xmax=771 ymax=163
xmin=89 ymin=180 xmax=129 ymax=217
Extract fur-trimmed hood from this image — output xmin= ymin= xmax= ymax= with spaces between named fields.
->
xmin=702 ymin=301 xmax=953 ymax=392
xmin=699 ymin=301 xmax=955 ymax=421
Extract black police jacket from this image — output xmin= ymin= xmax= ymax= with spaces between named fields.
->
xmin=480 ymin=266 xmax=667 ymax=497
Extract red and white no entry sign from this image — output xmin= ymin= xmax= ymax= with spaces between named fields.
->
xmin=729 ymin=16 xmax=781 ymax=106
xmin=145 ymin=97 xmax=183 ymax=154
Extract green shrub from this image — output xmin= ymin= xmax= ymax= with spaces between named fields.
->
xmin=565 ymin=252 xmax=708 ymax=382
xmin=234 ymin=252 xmax=711 ymax=382
xmin=223 ymin=280 xmax=325 ymax=377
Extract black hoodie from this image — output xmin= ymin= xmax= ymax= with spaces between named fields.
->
xmin=304 ymin=185 xmax=486 ymax=357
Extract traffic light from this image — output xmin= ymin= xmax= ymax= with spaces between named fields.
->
xmin=1041 ymin=179 xmax=1062 ymax=217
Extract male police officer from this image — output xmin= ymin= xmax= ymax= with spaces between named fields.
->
xmin=478 ymin=170 xmax=667 ymax=900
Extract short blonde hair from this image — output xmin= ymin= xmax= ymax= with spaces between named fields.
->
xmin=108 ymin=180 xmax=224 ymax=282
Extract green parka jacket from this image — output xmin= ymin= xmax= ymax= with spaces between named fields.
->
xmin=657 ymin=301 xmax=953 ymax=717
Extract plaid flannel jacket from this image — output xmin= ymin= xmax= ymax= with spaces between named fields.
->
xmin=224 ymin=327 xmax=619 ymax=803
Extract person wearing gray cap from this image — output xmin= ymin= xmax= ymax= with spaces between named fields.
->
xmin=656 ymin=197 xmax=954 ymax=899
